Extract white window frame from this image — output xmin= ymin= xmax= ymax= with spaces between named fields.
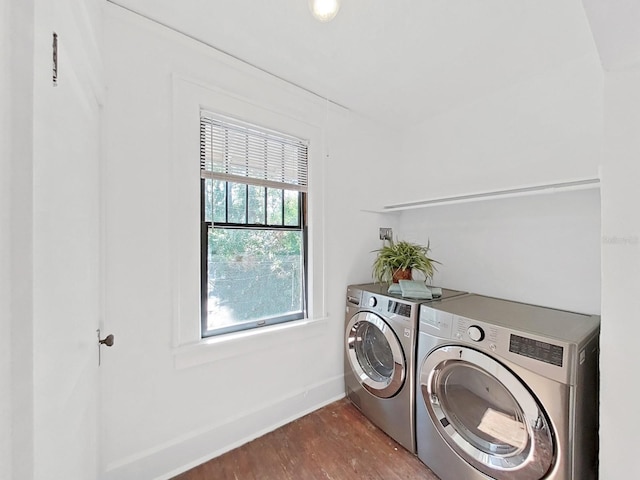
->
xmin=170 ymin=75 xmax=327 ymax=367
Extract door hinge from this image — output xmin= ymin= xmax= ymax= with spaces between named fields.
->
xmin=52 ymin=32 xmax=58 ymax=86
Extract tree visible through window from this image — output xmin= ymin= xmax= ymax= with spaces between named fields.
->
xmin=200 ymin=114 xmax=308 ymax=336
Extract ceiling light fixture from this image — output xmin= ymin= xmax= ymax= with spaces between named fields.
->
xmin=309 ymin=0 xmax=341 ymax=22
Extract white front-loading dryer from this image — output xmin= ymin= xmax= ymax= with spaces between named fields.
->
xmin=344 ymin=283 xmax=466 ymax=453
xmin=416 ymin=294 xmax=600 ymax=480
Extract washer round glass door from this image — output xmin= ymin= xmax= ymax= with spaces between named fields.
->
xmin=420 ymin=346 xmax=554 ymax=480
xmin=346 ymin=311 xmax=405 ymax=398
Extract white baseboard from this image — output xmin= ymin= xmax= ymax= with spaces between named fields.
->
xmin=102 ymin=374 xmax=345 ymax=480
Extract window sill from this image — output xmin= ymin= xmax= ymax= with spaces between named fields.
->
xmin=172 ymin=316 xmax=329 ymax=369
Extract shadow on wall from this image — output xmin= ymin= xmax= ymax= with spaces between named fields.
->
xmin=396 ymin=188 xmax=601 ymax=315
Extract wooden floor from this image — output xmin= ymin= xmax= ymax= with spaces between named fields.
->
xmin=173 ymin=398 xmax=440 ymax=480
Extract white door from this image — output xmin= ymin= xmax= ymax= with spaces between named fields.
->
xmin=31 ymin=0 xmax=104 ymax=478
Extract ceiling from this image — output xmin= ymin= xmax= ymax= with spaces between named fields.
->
xmin=108 ymin=0 xmax=598 ymax=126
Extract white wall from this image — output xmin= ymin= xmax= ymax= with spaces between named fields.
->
xmin=599 ymin=70 xmax=640 ymax=480
xmin=397 ymin=189 xmax=601 ymax=314
xmin=100 ymin=5 xmax=392 ymax=479
xmin=579 ymin=2 xmax=640 ymax=477
xmin=383 ymin=53 xmax=603 ymax=208
xmin=1 ymin=0 xmax=13 ymax=476
xmin=6 ymin=0 xmax=36 ymax=479
xmin=385 ymin=43 xmax=603 ymax=315
xmin=582 ymin=0 xmax=640 ymax=70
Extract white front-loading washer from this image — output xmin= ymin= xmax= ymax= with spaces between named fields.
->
xmin=344 ymin=283 xmax=466 ymax=453
xmin=416 ymin=294 xmax=600 ymax=480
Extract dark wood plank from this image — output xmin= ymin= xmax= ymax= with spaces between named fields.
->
xmin=173 ymin=398 xmax=439 ymax=480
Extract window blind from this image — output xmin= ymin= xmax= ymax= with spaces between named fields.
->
xmin=200 ymin=113 xmax=309 ymax=192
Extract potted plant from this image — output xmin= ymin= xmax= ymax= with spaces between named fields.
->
xmin=372 ymin=239 xmax=439 ymax=284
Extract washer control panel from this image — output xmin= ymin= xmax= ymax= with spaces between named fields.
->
xmin=362 ymin=292 xmax=415 ymax=320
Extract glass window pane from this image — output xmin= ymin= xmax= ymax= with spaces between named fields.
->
xmin=284 ymin=190 xmax=299 ymax=226
xmin=227 ymin=182 xmax=247 ymax=223
xmin=206 ymin=227 xmax=303 ymax=331
xmin=267 ymin=188 xmax=283 ymax=225
xmin=248 ymin=185 xmax=266 ymax=225
xmin=212 ymin=179 xmax=226 ymax=223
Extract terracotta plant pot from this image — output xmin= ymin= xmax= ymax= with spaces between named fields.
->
xmin=392 ymin=268 xmax=412 ymax=283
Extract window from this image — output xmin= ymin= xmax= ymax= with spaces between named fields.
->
xmin=200 ymin=113 xmax=309 ymax=337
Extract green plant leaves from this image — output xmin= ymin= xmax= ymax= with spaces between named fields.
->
xmin=372 ymin=239 xmax=440 ymax=284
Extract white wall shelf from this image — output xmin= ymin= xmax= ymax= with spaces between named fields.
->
xmin=364 ymin=177 xmax=600 ymax=213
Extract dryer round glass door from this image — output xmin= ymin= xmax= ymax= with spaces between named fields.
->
xmin=419 ymin=346 xmax=554 ymax=480
xmin=346 ymin=311 xmax=406 ymax=398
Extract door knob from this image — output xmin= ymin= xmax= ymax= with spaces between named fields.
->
xmin=97 ymin=329 xmax=115 ymax=366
